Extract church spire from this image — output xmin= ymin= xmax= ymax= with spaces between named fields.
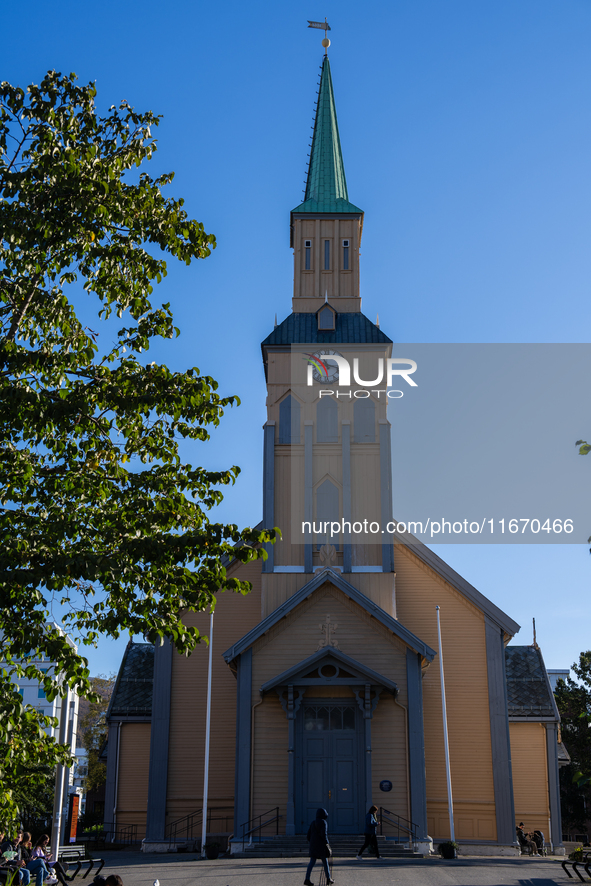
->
xmin=292 ymin=57 xmax=363 ymax=214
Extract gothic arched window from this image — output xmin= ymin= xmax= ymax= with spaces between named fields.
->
xmin=317 ymin=397 xmax=338 ymax=443
xmin=354 ymin=398 xmax=375 ymax=443
xmin=279 ymin=394 xmax=300 ymax=444
xmin=316 ymin=478 xmax=340 ymax=550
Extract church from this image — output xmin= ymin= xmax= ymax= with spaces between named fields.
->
xmin=103 ymin=49 xmax=563 ymax=857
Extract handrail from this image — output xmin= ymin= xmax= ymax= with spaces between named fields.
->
xmin=164 ymin=807 xmax=234 ymax=845
xmin=378 ymin=807 xmax=419 ymax=842
xmin=82 ymin=824 xmax=138 ymax=847
xmin=240 ymin=807 xmax=279 ymax=844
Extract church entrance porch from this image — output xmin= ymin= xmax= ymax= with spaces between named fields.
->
xmin=297 ymin=700 xmax=362 ymax=834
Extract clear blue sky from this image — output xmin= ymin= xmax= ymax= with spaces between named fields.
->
xmin=4 ymin=0 xmax=591 ymax=675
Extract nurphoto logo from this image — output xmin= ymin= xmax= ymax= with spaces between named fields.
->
xmin=304 ymin=352 xmax=418 ymax=398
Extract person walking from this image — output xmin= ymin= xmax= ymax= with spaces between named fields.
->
xmin=304 ymin=808 xmax=333 ymax=886
xmin=356 ymin=805 xmax=380 ymax=859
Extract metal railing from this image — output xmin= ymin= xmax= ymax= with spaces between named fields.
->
xmin=164 ymin=807 xmax=234 ymax=845
xmin=240 ymin=807 xmax=280 ymax=844
xmin=378 ymin=807 xmax=418 ymax=843
xmin=81 ymin=824 xmax=139 ymax=847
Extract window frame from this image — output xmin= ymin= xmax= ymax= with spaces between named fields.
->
xmin=317 ymin=305 xmax=336 ymax=332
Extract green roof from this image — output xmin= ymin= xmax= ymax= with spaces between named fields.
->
xmin=292 ymin=57 xmax=363 ymax=215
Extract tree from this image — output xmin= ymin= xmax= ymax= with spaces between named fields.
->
xmin=0 ymin=71 xmax=276 ymax=822
xmin=554 ymin=652 xmax=591 ymax=835
xmin=77 ymin=674 xmax=115 ymax=794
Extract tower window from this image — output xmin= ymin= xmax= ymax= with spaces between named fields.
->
xmin=317 ymin=397 xmax=338 ymax=443
xmin=324 ymin=240 xmax=330 ymax=270
xmin=317 ymin=305 xmax=335 ymax=331
xmin=305 ymin=240 xmax=312 ymax=271
xmin=316 ymin=478 xmax=340 ymax=550
xmin=354 ymin=398 xmax=376 ymax=443
xmin=342 ymin=239 xmax=349 ymax=270
xmin=279 ymin=395 xmax=301 ymax=444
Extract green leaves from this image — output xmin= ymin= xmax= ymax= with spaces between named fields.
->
xmin=555 ymin=652 xmax=591 ymax=833
xmin=0 ymin=70 xmax=277 ymax=820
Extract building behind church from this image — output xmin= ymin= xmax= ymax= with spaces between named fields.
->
xmin=103 ymin=49 xmax=563 ymax=857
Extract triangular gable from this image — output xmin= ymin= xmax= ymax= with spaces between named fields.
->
xmin=394 ymin=533 xmax=520 ymax=636
xmin=222 ymin=567 xmax=436 ymax=664
xmin=260 ymin=647 xmax=398 ymax=696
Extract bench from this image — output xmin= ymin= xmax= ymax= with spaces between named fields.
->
xmin=56 ymin=847 xmax=104 ymax=882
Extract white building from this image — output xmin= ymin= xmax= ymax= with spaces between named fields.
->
xmin=7 ymin=623 xmax=82 ymax=837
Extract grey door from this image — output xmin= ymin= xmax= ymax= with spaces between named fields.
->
xmin=297 ymin=701 xmax=361 ymax=834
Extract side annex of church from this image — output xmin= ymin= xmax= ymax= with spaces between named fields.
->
xmin=103 ymin=52 xmax=563 ymax=856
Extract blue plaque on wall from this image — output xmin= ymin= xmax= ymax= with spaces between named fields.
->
xmin=379 ymin=779 xmax=392 ymax=792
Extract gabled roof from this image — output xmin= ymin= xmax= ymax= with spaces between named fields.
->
xmin=505 ymin=645 xmax=560 ymax=721
xmin=394 ymin=531 xmax=520 ymax=636
xmin=262 ymin=312 xmax=392 ymax=348
xmin=222 ymin=567 xmax=436 ymax=664
xmin=106 ymin=641 xmax=154 ymax=719
xmin=292 ymin=57 xmax=363 ymax=216
xmin=260 ymin=646 xmax=398 ymax=695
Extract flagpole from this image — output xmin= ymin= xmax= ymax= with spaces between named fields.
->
xmin=436 ymin=605 xmax=455 ymax=842
xmin=201 ymin=611 xmax=214 ymax=858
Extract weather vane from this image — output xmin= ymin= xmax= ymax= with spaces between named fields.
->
xmin=308 ymin=18 xmax=331 ymax=54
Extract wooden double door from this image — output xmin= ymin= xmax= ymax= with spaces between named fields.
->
xmin=296 ymin=699 xmax=362 ymax=834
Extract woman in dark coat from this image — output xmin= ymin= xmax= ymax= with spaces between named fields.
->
xmin=304 ymin=808 xmax=333 ymax=885
xmin=356 ymin=805 xmax=380 ymax=859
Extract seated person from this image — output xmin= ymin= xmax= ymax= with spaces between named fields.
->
xmin=1 ymin=833 xmax=31 ymax=886
xmin=30 ymin=838 xmax=61 ymax=886
xmin=20 ymin=833 xmax=53 ymax=886
xmin=516 ymin=823 xmax=538 ymax=856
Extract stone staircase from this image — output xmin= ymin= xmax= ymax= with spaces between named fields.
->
xmin=237 ymin=834 xmax=422 ymax=859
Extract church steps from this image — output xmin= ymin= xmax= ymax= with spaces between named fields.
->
xmin=238 ymin=835 xmax=421 ymax=858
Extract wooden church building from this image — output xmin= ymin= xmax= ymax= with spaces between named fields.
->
xmin=104 ymin=52 xmax=563 ymax=856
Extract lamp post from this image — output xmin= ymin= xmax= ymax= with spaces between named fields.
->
xmin=201 ymin=611 xmax=214 ymax=858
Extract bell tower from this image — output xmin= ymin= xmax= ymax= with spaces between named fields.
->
xmin=290 ymin=56 xmax=364 ymax=314
xmin=260 ymin=50 xmax=395 ymax=616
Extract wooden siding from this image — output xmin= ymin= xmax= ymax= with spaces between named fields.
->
xmin=371 ymin=696 xmax=410 ymax=822
xmin=250 ymin=580 xmax=409 ymax=823
xmin=394 ymin=544 xmax=497 ymax=842
xmin=292 ymin=217 xmax=361 ymax=306
xmin=510 ymin=722 xmax=551 ymax=835
xmin=116 ymin=722 xmax=151 ymax=838
xmin=261 ymin=571 xmax=396 ymax=619
xmin=164 ymin=559 xmax=263 ymax=824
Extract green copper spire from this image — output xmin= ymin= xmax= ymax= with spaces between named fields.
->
xmin=292 ymin=57 xmax=363 ymax=214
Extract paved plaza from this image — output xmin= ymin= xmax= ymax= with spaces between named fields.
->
xmin=93 ymin=850 xmax=572 ymax=886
